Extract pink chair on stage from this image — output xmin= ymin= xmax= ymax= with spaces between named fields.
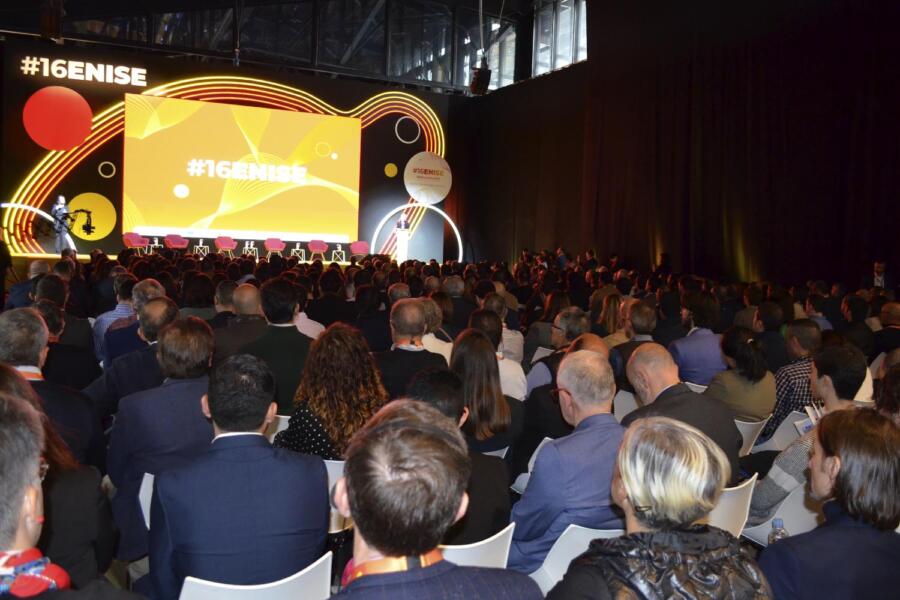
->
xmin=264 ymin=238 xmax=286 ymax=259
xmin=349 ymin=240 xmax=370 ymax=260
xmin=307 ymin=240 xmax=328 ymax=262
xmin=163 ymin=234 xmax=189 ymax=251
xmin=215 ymin=236 xmax=238 ymax=258
xmin=122 ymin=232 xmax=150 ymax=255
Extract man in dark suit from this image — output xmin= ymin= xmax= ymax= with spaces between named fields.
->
xmin=4 ymin=260 xmax=49 ymax=310
xmin=860 ymin=259 xmax=895 ymax=292
xmin=85 ymin=297 xmax=178 ymax=423
xmin=407 ymin=368 xmax=511 ymax=546
xmin=375 ymin=298 xmax=446 ymax=399
xmin=444 ymin=275 xmax=477 ymax=331
xmin=651 ymin=290 xmax=687 ymax=348
xmin=622 ymin=343 xmax=742 ymax=485
xmin=753 ymin=302 xmax=790 ymax=373
xmin=240 ymin=278 xmax=312 ymax=414
xmin=840 ymin=294 xmax=876 ymax=359
xmin=0 ymin=307 xmax=103 ymax=467
xmin=104 ymin=279 xmax=166 ymax=364
xmin=609 ymin=300 xmax=656 ymax=393
xmin=33 ymin=299 xmax=101 ymax=391
xmin=149 ymin=354 xmax=329 ymax=600
xmin=34 ymin=273 xmax=94 ymax=354
xmin=53 ymin=258 xmax=91 ymax=319
xmin=107 ymin=317 xmax=215 ymax=571
xmin=206 ymin=280 xmax=237 ymax=329
xmin=875 ymin=302 xmax=900 ymax=358
xmin=212 ymin=283 xmax=267 ymax=364
xmin=331 ymin=400 xmax=541 ymax=599
xmin=307 ymin=268 xmax=356 ymax=327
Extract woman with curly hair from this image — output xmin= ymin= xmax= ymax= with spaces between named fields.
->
xmin=274 ymin=323 xmax=388 ymax=459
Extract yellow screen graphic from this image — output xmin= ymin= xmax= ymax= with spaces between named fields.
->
xmin=122 ymin=94 xmax=360 ymax=243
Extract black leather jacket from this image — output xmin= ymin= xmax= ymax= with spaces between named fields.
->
xmin=547 ymin=525 xmax=771 ymax=599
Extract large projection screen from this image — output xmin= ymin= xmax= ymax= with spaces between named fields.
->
xmin=122 ymin=94 xmax=361 ymax=243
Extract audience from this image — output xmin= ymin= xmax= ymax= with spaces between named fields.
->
xmin=421 ymin=296 xmax=453 ymax=363
xmin=523 ymin=290 xmax=570 ymax=365
xmin=668 ymin=291 xmax=727 ymax=385
xmin=525 ymin=306 xmax=590 ymax=395
xmin=548 ymin=417 xmax=770 ymax=599
xmin=374 ymin=298 xmax=446 ymax=399
xmin=758 ymin=409 xmax=900 ymax=598
xmin=32 ymin=299 xmax=102 ymax=391
xmin=104 ymin=278 xmax=166 ymax=363
xmin=841 ymin=294 xmax=875 ymax=359
xmin=601 ymin=296 xmax=635 ymax=349
xmin=331 ymin=399 xmax=542 ymax=598
xmin=508 ymin=350 xmax=624 ymax=573
xmin=875 ymin=301 xmax=900 ymax=357
xmin=207 ymin=279 xmax=237 ymax=329
xmin=608 ymin=300 xmax=656 ymax=393
xmin=703 ymin=326 xmax=776 ymax=420
xmin=753 ymin=302 xmax=790 ymax=373
xmin=34 ymin=273 xmax=94 ymax=354
xmin=92 ymin=273 xmax=137 ymax=363
xmin=149 ymin=354 xmax=329 ymax=599
xmin=275 ymin=323 xmax=388 ymax=459
xmin=5 ymin=259 xmax=49 ymax=309
xmin=469 ymin=309 xmax=527 ymax=401
xmin=212 ymin=283 xmax=267 ymax=363
xmin=804 ymin=294 xmax=833 ymax=331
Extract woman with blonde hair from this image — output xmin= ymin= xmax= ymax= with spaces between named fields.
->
xmin=548 ymin=417 xmax=769 ymax=599
xmin=274 ymin=323 xmax=388 ymax=459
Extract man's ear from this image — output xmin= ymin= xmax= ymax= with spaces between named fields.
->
xmin=452 ymin=492 xmax=470 ymax=525
xmin=264 ymin=402 xmax=277 ymax=425
xmin=334 ymin=477 xmax=352 ymax=519
xmin=137 ymin=328 xmax=148 ymax=343
xmin=825 ymin=454 xmax=842 ymax=487
xmin=457 ymin=406 xmax=470 ymax=429
xmin=200 ymin=394 xmax=211 ymax=419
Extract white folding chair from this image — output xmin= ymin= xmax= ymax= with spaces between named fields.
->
xmin=323 ymin=460 xmax=351 ymax=533
xmin=735 ymin=416 xmax=772 ymax=457
xmin=440 ymin=523 xmax=515 ymax=568
xmin=531 ymin=346 xmax=554 ymax=364
xmin=178 ymin=551 xmax=332 ymax=600
xmin=752 ymin=411 xmax=807 ymax=453
xmin=870 ymin=352 xmax=887 ymax=378
xmin=613 ymin=390 xmax=638 ymax=423
xmin=265 ymin=415 xmax=290 ymax=443
xmin=482 ymin=446 xmax=509 ymax=459
xmin=684 ymin=382 xmax=707 ymax=393
xmin=529 ymin=524 xmax=624 ymax=595
xmin=741 ymin=485 xmax=824 ymax=546
xmin=139 ymin=473 xmax=154 ymax=528
xmin=511 ymin=437 xmax=552 ymax=494
xmin=705 ymin=473 xmax=757 ymax=536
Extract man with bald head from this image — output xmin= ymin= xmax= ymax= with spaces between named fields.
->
xmin=213 ymin=283 xmax=267 ymax=364
xmin=508 ymin=349 xmax=624 ymax=572
xmin=374 ymin=297 xmax=446 ymax=399
xmin=623 ymin=343 xmax=742 ymax=483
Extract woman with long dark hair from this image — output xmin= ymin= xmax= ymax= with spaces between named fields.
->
xmin=704 ymin=326 xmax=776 ymax=420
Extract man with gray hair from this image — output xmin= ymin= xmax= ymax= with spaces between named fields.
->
xmin=104 ymin=278 xmax=166 ymax=363
xmin=508 ymin=349 xmax=625 ymax=572
xmin=0 ymin=308 xmax=101 ymax=466
xmin=526 ymin=306 xmax=590 ymax=395
xmin=374 ymin=298 xmax=446 ymax=399
xmin=443 ymin=275 xmax=477 ymax=330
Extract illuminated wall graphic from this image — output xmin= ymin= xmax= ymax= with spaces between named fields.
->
xmin=2 ymin=75 xmax=446 ymax=257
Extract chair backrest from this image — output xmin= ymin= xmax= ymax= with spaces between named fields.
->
xmin=178 ymin=551 xmax=332 ymax=600
xmin=264 ymin=238 xmax=285 ymax=251
xmin=684 ymin=382 xmax=708 ymax=393
xmin=265 ymin=415 xmax=290 ymax=443
xmin=613 ymin=390 xmax=638 ymax=423
xmin=215 ymin=236 xmax=236 ymax=250
xmin=741 ymin=485 xmax=824 ymax=546
xmin=511 ymin=437 xmax=553 ymax=494
xmin=323 ymin=459 xmax=344 ymax=491
xmin=440 ymin=523 xmax=515 ymax=568
xmin=870 ymin=352 xmax=887 ymax=378
xmin=123 ymin=232 xmax=141 ymax=247
xmin=735 ymin=415 xmax=772 ymax=457
xmin=528 ymin=525 xmax=624 ymax=595
xmin=705 ymin=473 xmax=757 ymax=536
xmin=349 ymin=240 xmax=370 ymax=255
xmin=308 ymin=240 xmax=328 ymax=253
xmin=139 ymin=472 xmax=154 ymax=528
xmin=752 ymin=411 xmax=807 ymax=453
xmin=482 ymin=446 xmax=508 ymax=459
xmin=322 ymin=460 xmax=351 ymax=534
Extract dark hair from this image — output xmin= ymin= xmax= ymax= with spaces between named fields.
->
xmin=721 ymin=327 xmax=767 ymax=383
xmin=260 ymin=278 xmax=297 ymax=324
xmin=34 ymin=273 xmax=67 ymax=306
xmin=481 ymin=292 xmax=508 ymax=320
xmin=430 ymin=291 xmax=454 ymax=325
xmin=657 ymin=290 xmax=681 ymax=320
xmin=629 ymin=301 xmax=657 ymax=335
xmin=813 ymin=343 xmax=867 ymax=400
xmin=208 ymin=355 xmax=275 ymax=431
xmin=355 ymin=284 xmax=381 ymax=316
xmin=615 ymin=277 xmax=632 ymax=296
xmin=0 ymin=392 xmax=44 ymax=547
xmin=318 ymin=269 xmax=344 ymax=294
xmin=32 ymin=299 xmax=64 ymax=336
xmin=406 ymin=368 xmax=465 ymax=421
xmin=157 ymin=317 xmax=214 ymax=379
xmin=540 ymin=291 xmax=571 ymax=323
xmin=473 ymin=279 xmax=495 ymax=301
xmin=756 ymin=302 xmax=784 ymax=332
xmin=182 ymin=273 xmax=215 ymax=308
xmin=817 ymin=409 xmax=900 ymax=530
xmin=215 ymin=280 xmax=238 ymax=307
xmin=344 ymin=400 xmax=471 ymax=556
xmin=682 ymin=291 xmax=719 ymax=329
xmin=843 ymin=295 xmax=869 ymax=323
xmin=787 ymin=319 xmax=822 ymax=353
xmin=450 ymin=329 xmax=509 ymax=441
xmin=138 ymin=297 xmax=180 ymax=342
xmin=114 ymin=273 xmax=137 ymax=300
xmin=468 ymin=309 xmax=502 ymax=350
xmin=876 ymin=364 xmax=900 ymax=419
xmin=807 ymin=294 xmax=826 ymax=313
xmin=744 ymin=285 xmax=764 ymax=307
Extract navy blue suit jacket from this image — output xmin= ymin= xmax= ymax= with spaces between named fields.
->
xmin=85 ymin=344 xmax=163 ymax=422
xmin=5 ymin=278 xmax=34 ymax=309
xmin=107 ymin=377 xmax=213 ymax=560
xmin=104 ymin=321 xmax=146 ymax=364
xmin=30 ymin=379 xmax=104 ymax=468
xmin=148 ymin=435 xmax=329 ymax=600
xmin=759 ymin=502 xmax=900 ymax=600
xmin=334 ymin=560 xmax=542 ymax=599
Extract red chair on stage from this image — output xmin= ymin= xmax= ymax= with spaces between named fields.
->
xmin=307 ymin=240 xmax=328 ymax=262
xmin=122 ymin=232 xmax=150 ymax=255
xmin=163 ymin=234 xmax=189 ymax=250
xmin=349 ymin=240 xmax=370 ymax=260
xmin=264 ymin=238 xmax=286 ymax=259
xmin=215 ymin=236 xmax=238 ymax=258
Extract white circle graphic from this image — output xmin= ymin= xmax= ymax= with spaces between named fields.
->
xmin=394 ymin=116 xmax=422 ymax=145
xmin=371 ymin=202 xmax=463 ymax=263
xmin=403 ymin=152 xmax=452 ymax=205
xmin=173 ymin=184 xmax=190 ymax=199
xmin=98 ymin=161 xmax=117 ymax=179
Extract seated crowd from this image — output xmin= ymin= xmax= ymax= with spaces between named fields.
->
xmin=0 ymin=247 xmax=898 ymax=599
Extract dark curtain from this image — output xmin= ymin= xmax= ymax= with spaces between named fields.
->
xmin=582 ymin=0 xmax=900 ymax=284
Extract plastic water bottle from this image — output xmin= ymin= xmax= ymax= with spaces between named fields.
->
xmin=768 ymin=518 xmax=789 ymax=544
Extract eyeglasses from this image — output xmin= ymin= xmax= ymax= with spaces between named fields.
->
xmin=38 ymin=458 xmax=49 ymax=483
xmin=551 ymin=325 xmax=563 ymax=333
xmin=550 ymin=387 xmax=571 ymax=403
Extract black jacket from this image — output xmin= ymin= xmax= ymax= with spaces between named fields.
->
xmin=443 ymin=450 xmax=511 ymax=546
xmin=240 ymin=325 xmax=313 ymax=414
xmin=374 ymin=347 xmax=447 ymax=399
xmin=547 ymin=526 xmax=770 ymax=600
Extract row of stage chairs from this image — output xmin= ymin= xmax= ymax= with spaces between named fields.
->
xmin=123 ymin=233 xmax=370 ymax=262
